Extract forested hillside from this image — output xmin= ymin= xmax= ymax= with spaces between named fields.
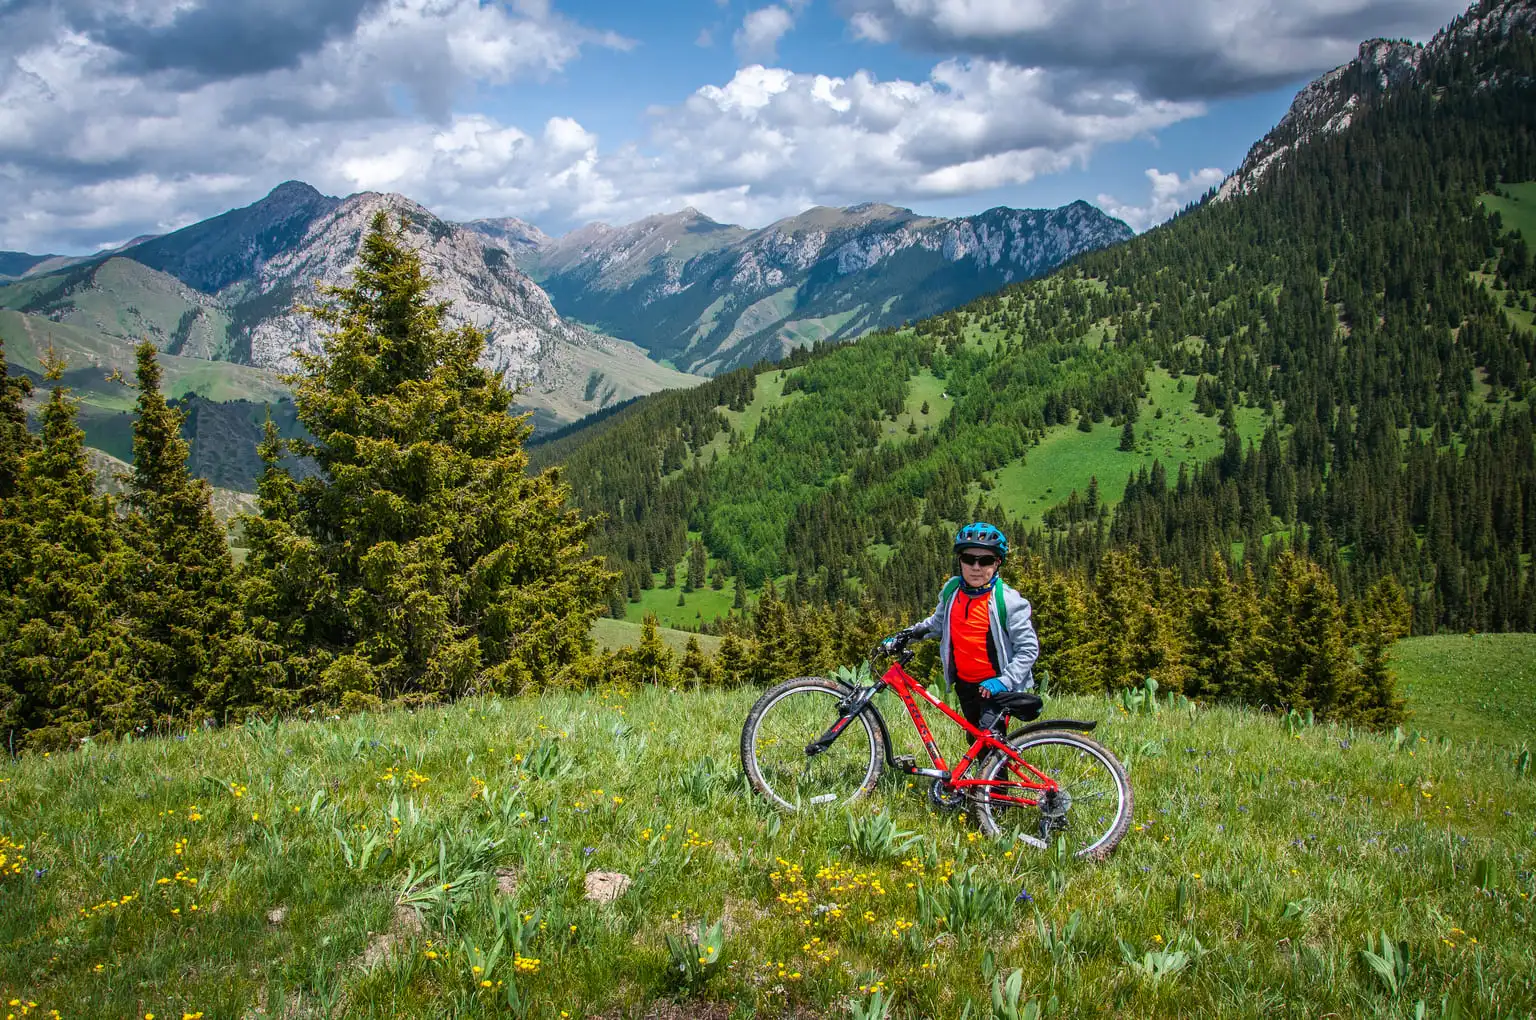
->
xmin=537 ymin=0 xmax=1536 ymax=639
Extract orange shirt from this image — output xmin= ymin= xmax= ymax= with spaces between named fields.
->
xmin=948 ymin=588 xmax=997 ymax=683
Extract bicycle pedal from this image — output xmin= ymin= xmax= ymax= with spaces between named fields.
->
xmin=892 ymin=755 xmax=917 ymax=771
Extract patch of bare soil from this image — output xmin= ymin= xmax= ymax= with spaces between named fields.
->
xmin=584 ymin=870 xmax=632 ymax=903
xmin=360 ymin=904 xmax=424 ymax=969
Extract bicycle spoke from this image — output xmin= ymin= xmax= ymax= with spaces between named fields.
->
xmin=971 ymin=731 xmax=1132 ymax=857
xmin=743 ymin=680 xmax=882 ymax=812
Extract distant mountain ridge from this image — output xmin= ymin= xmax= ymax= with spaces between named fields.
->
xmin=0 ymin=252 xmax=58 ymax=280
xmin=0 ymin=182 xmax=699 ymax=430
xmin=469 ymin=199 xmax=1132 ymax=375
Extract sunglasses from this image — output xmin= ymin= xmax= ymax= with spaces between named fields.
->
xmin=959 ymin=554 xmax=998 ymax=567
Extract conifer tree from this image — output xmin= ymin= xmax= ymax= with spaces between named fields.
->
xmin=687 ymin=539 xmax=707 ymax=592
xmin=123 ymin=342 xmax=239 ymax=721
xmin=0 ymin=337 xmax=33 ymax=500
xmin=634 ymin=613 xmax=677 ymax=685
xmin=715 ymin=632 xmax=748 ymax=686
xmin=241 ymin=214 xmax=615 ymax=703
xmin=1352 ymin=576 xmax=1410 ymax=726
xmin=0 ymin=337 xmax=32 ymax=736
xmin=0 ymin=349 xmax=132 ymax=747
xmin=1184 ymin=564 xmax=1263 ymax=702
xmin=233 ymin=415 xmax=329 ymax=710
xmin=1255 ymin=552 xmax=1358 ymax=719
xmin=749 ymin=579 xmax=792 ymax=684
xmin=679 ymin=635 xmax=717 ymax=687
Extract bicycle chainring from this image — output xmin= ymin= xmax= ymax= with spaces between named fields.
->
xmin=928 ymin=777 xmax=966 ymax=812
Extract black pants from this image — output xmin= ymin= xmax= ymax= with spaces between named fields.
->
xmin=955 ymin=681 xmax=1008 ymax=735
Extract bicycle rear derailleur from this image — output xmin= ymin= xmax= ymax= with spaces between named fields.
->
xmin=1037 ymin=787 xmax=1072 ymax=842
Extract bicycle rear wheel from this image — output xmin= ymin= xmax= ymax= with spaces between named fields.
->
xmin=970 ymin=730 xmax=1132 ymax=859
xmin=741 ymin=678 xmax=885 ymax=812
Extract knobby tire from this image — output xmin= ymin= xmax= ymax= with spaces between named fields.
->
xmin=741 ymin=677 xmax=885 ymax=813
xmin=970 ymin=729 xmax=1133 ymax=859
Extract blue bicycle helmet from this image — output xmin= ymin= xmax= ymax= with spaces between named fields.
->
xmin=954 ymin=521 xmax=1008 ymax=558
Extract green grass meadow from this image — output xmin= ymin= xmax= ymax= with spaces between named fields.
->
xmin=590 ymin=618 xmax=722 ymax=655
xmin=1391 ymin=634 xmax=1536 ymax=748
xmin=1479 ymin=182 xmax=1536 ymax=242
xmin=991 ymin=372 xmax=1270 ymax=532
xmin=2 ymin=637 xmax=1533 ymax=1019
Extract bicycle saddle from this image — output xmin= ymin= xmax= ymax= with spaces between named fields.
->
xmin=990 ymin=691 xmax=1043 ymax=721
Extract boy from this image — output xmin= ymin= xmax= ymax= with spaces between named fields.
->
xmin=887 ymin=522 xmax=1040 ymax=734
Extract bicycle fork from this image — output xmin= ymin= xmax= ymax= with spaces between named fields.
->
xmin=804 ymin=684 xmax=882 ymax=757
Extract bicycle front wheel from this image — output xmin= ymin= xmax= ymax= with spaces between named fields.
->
xmin=741 ymin=678 xmax=885 ymax=813
xmin=971 ymin=730 xmax=1133 ymax=858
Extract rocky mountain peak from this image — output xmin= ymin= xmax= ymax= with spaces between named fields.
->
xmin=1218 ymin=0 xmax=1536 ymax=203
xmin=463 ymin=215 xmax=552 ymax=254
xmin=266 ymin=180 xmax=326 ymax=203
xmin=530 ymin=197 xmax=1131 ymax=375
xmin=120 ymin=179 xmax=341 ymax=293
xmin=234 ymin=188 xmax=695 ymax=423
xmin=1217 ymin=39 xmax=1425 ymax=201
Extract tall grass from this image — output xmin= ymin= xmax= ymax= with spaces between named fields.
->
xmin=1 ymin=685 xmax=1532 ymax=1018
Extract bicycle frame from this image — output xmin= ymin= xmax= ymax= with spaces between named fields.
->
xmin=811 ymin=658 xmax=1057 ymax=807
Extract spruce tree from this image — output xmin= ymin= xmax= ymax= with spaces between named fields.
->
xmin=715 ymin=633 xmax=748 ymax=687
xmin=1255 ymin=552 xmax=1358 ymax=719
xmin=234 ymin=415 xmax=329 ymax=710
xmin=1184 ymin=565 xmax=1261 ymax=702
xmin=1352 ymin=576 xmax=1410 ymax=727
xmin=0 ymin=336 xmax=33 ymax=500
xmin=679 ymin=635 xmax=716 ymax=687
xmin=241 ymin=214 xmax=615 ymax=703
xmin=687 ymin=540 xmax=707 ymax=592
xmin=633 ymin=613 xmax=676 ymax=685
xmin=123 ymin=342 xmax=239 ymax=721
xmin=0 ymin=349 xmax=132 ymax=747
xmin=0 ymin=337 xmax=33 ymax=737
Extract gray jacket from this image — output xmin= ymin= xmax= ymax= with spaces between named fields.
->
xmin=910 ymin=576 xmax=1039 ymax=692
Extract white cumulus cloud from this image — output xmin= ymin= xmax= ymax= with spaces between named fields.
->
xmin=0 ymin=0 xmax=629 ymax=252
xmin=1098 ymin=167 xmax=1227 ymax=232
xmin=734 ymin=6 xmax=797 ymax=63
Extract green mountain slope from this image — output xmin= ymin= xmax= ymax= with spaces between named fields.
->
xmin=2 ymin=311 xmax=306 ymax=491
xmin=0 ymin=181 xmax=706 ymax=469
xmin=538 ymin=0 xmax=1536 ymax=634
xmin=0 ymin=257 xmax=238 ymax=359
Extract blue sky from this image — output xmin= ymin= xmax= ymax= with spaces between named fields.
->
xmin=0 ymin=0 xmax=1471 ymax=253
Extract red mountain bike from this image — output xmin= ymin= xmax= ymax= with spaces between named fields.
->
xmin=740 ymin=638 xmax=1133 ymax=858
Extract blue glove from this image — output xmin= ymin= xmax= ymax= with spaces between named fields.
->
xmin=979 ymin=677 xmax=1009 ymax=698
xmin=883 ymin=627 xmax=916 ymax=650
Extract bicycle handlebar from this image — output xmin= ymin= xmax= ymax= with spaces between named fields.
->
xmin=870 ymin=638 xmax=916 ymax=667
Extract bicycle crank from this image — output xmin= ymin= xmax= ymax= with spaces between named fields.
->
xmin=928 ymin=777 xmax=966 ymax=812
